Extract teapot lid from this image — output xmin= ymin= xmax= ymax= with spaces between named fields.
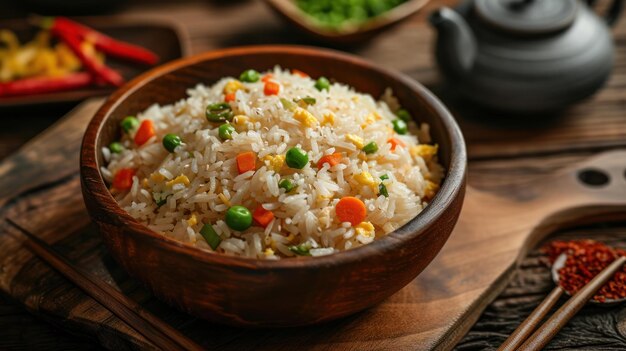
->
xmin=474 ymin=0 xmax=578 ymax=35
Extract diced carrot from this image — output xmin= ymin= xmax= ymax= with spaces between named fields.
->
xmin=292 ymin=69 xmax=309 ymax=78
xmin=225 ymin=92 xmax=236 ymax=102
xmin=253 ymin=205 xmax=275 ymax=228
xmin=236 ymin=151 xmax=257 ymax=174
xmin=261 ymin=74 xmax=273 ymax=83
xmin=387 ymin=137 xmax=406 ymax=151
xmin=335 ymin=196 xmax=367 ymax=226
xmin=113 ymin=168 xmax=136 ymax=191
xmin=264 ymin=81 xmax=280 ymax=96
xmin=317 ymin=152 xmax=342 ymax=168
xmin=134 ymin=119 xmax=155 ymax=146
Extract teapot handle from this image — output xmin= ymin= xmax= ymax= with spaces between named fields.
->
xmin=586 ymin=0 xmax=623 ymax=26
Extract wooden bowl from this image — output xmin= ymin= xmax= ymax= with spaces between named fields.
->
xmin=264 ymin=0 xmax=431 ymax=44
xmin=80 ymin=45 xmax=466 ymax=327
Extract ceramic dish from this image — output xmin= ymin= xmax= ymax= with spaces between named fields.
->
xmin=80 ymin=45 xmax=466 ymax=326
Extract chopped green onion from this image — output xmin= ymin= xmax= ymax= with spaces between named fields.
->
xmin=285 ymin=147 xmax=309 ymax=169
xmin=153 ymin=193 xmax=170 ymax=207
xmin=380 ymin=174 xmax=389 ymax=181
xmin=278 ymin=178 xmax=296 ymax=193
xmin=206 ymin=102 xmax=234 ymax=122
xmin=296 ymin=96 xmax=316 ymax=106
xmin=200 ymin=223 xmax=222 ymax=250
xmin=162 ymin=134 xmax=182 ymax=153
xmin=239 ymin=69 xmax=260 ymax=83
xmin=396 ymin=109 xmax=411 ymax=122
xmin=362 ymin=141 xmax=378 ymax=154
xmin=280 ymin=98 xmax=296 ymax=111
xmin=314 ymin=77 xmax=330 ymax=91
xmin=218 ymin=123 xmax=236 ymax=140
xmin=392 ymin=119 xmax=408 ymax=135
xmin=120 ymin=116 xmax=139 ymax=133
xmin=289 ymin=242 xmax=312 ymax=256
xmin=109 ymin=142 xmax=123 ymax=154
xmin=378 ymin=183 xmax=389 ymax=197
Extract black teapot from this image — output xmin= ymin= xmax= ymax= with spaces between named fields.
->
xmin=429 ymin=0 xmax=622 ymax=114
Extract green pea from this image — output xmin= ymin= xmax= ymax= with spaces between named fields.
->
xmin=109 ymin=142 xmax=123 ymax=154
xmin=362 ymin=141 xmax=378 ymax=154
xmin=200 ymin=223 xmax=222 ymax=250
xmin=218 ymin=124 xmax=235 ymax=140
xmin=314 ymin=77 xmax=330 ymax=91
xmin=278 ymin=178 xmax=296 ymax=193
xmin=225 ymin=205 xmax=252 ymax=231
xmin=162 ymin=134 xmax=182 ymax=153
xmin=239 ymin=69 xmax=260 ymax=83
xmin=285 ymin=147 xmax=309 ymax=169
xmin=120 ymin=116 xmax=139 ymax=133
xmin=206 ymin=102 xmax=234 ymax=122
xmin=392 ymin=119 xmax=408 ymax=135
xmin=396 ymin=109 xmax=411 ymax=122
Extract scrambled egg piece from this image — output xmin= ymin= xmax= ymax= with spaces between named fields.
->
xmin=223 ymin=80 xmax=244 ymax=94
xmin=293 ymin=107 xmax=318 ymax=128
xmin=345 ymin=134 xmax=364 ymax=149
xmin=263 ymin=154 xmax=285 ymax=172
xmin=360 ymin=113 xmax=377 ymax=128
xmin=234 ymin=115 xmax=249 ymax=126
xmin=150 ymin=172 xmax=165 ymax=183
xmin=423 ymin=180 xmax=440 ymax=201
xmin=187 ymin=213 xmax=198 ymax=226
xmin=166 ymin=175 xmax=190 ymax=187
xmin=355 ymin=221 xmax=376 ymax=239
xmin=410 ymin=144 xmax=438 ymax=161
xmin=264 ymin=248 xmax=275 ymax=257
xmin=354 ymin=171 xmax=377 ymax=189
xmin=322 ymin=112 xmax=335 ymax=126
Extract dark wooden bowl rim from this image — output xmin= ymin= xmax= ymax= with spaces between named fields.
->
xmin=81 ymin=45 xmax=466 ymax=270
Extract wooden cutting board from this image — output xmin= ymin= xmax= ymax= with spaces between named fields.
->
xmin=1 ymin=99 xmax=625 ymax=350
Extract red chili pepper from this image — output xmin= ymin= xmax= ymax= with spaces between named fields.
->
xmin=0 ymin=72 xmax=92 ymax=97
xmin=543 ymin=240 xmax=626 ymax=302
xmin=50 ymin=24 xmax=124 ymax=87
xmin=51 ymin=17 xmax=159 ymax=66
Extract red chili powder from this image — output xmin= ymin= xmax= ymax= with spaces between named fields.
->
xmin=542 ymin=240 xmax=626 ymax=303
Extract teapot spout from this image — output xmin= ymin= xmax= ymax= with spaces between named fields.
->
xmin=429 ymin=7 xmax=476 ymax=75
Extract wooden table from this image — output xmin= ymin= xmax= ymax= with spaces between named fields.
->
xmin=1 ymin=0 xmax=626 ymax=349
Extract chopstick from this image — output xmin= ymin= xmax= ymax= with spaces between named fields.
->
xmin=497 ymin=286 xmax=564 ymax=351
xmin=498 ymin=255 xmax=626 ymax=351
xmin=5 ymin=218 xmax=204 ymax=351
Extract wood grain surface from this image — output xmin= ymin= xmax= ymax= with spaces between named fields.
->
xmin=1 ymin=0 xmax=626 ymax=350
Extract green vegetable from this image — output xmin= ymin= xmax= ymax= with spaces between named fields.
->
xmin=153 ymin=193 xmax=170 ymax=207
xmin=239 ymin=69 xmax=260 ymax=83
xmin=280 ymin=97 xmax=296 ymax=111
xmin=278 ymin=178 xmax=296 ymax=193
xmin=296 ymin=0 xmax=407 ymax=28
xmin=109 ymin=142 xmax=123 ymax=154
xmin=288 ymin=242 xmax=312 ymax=256
xmin=396 ymin=109 xmax=411 ymax=122
xmin=225 ymin=205 xmax=253 ymax=231
xmin=362 ymin=141 xmax=378 ymax=154
xmin=120 ymin=116 xmax=139 ymax=133
xmin=285 ymin=147 xmax=309 ymax=169
xmin=218 ymin=124 xmax=235 ymax=140
xmin=314 ymin=77 xmax=330 ymax=91
xmin=379 ymin=174 xmax=389 ymax=197
xmin=392 ymin=119 xmax=408 ymax=135
xmin=206 ymin=102 xmax=234 ymax=122
xmin=162 ymin=134 xmax=182 ymax=152
xmin=378 ymin=183 xmax=389 ymax=197
xmin=200 ymin=223 xmax=222 ymax=250
xmin=296 ymin=96 xmax=316 ymax=106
